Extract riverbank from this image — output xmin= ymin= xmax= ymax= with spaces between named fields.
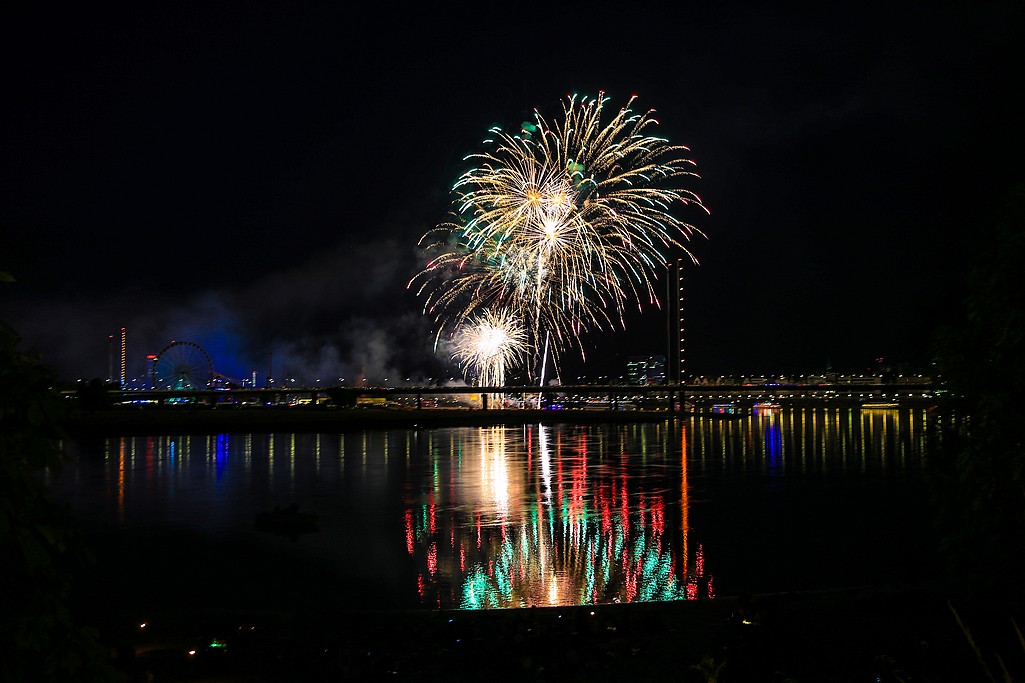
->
xmin=94 ymin=584 xmax=1019 ymax=682
xmin=61 ymin=405 xmax=695 ymax=437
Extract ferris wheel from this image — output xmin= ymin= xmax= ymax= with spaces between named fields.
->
xmin=153 ymin=341 xmax=214 ymax=390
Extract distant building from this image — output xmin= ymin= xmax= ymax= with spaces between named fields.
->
xmin=626 ymin=355 xmax=666 ymax=385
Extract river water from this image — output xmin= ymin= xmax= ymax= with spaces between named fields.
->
xmin=49 ymin=406 xmax=939 ymax=616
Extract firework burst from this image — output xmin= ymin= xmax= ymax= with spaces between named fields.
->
xmin=411 ymin=91 xmax=708 ymax=379
xmin=451 ymin=309 xmax=529 ymax=387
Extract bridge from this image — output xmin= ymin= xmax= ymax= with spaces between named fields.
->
xmin=74 ymin=380 xmax=938 ymax=413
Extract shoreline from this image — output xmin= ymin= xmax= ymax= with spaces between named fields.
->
xmin=61 ymin=405 xmax=697 ymax=437
xmin=94 ymin=582 xmax=1001 ymax=682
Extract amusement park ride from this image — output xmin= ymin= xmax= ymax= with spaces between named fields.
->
xmin=150 ymin=340 xmax=234 ymax=390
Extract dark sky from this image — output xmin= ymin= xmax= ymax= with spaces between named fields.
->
xmin=3 ymin=2 xmax=1024 ymax=384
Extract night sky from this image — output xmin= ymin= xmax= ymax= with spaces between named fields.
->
xmin=3 ymin=2 xmax=1024 ymax=384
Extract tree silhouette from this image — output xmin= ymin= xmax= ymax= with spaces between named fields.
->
xmin=0 ymin=273 xmax=122 ymax=682
xmin=930 ymin=182 xmax=1025 ymax=604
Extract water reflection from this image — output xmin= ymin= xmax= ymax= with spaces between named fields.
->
xmin=51 ymin=406 xmax=930 ymax=610
xmin=687 ymin=406 xmax=928 ymax=476
xmin=404 ymin=424 xmax=710 ymax=609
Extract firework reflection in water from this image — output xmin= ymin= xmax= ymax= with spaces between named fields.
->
xmin=404 ymin=424 xmax=712 ymax=609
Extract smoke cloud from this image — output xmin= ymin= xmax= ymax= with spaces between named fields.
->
xmin=4 ymin=235 xmax=451 ymax=386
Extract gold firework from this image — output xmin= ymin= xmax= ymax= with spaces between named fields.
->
xmin=411 ymin=91 xmax=708 ymax=376
xmin=451 ymin=309 xmax=529 ymax=387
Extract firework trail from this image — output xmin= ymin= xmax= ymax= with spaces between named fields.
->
xmin=410 ymin=91 xmax=707 ymax=380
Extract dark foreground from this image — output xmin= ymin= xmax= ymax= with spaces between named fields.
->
xmin=90 ymin=587 xmax=1024 ymax=683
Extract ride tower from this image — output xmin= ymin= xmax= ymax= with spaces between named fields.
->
xmin=120 ymin=327 xmax=127 ymax=389
xmin=107 ymin=334 xmax=114 ymax=384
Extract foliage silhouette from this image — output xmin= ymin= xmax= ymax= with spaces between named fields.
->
xmin=930 ymin=182 xmax=1025 ymax=605
xmin=0 ymin=273 xmax=123 ymax=682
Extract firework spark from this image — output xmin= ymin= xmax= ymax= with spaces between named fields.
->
xmin=411 ymin=91 xmax=708 ymax=379
xmin=451 ymin=309 xmax=529 ymax=387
